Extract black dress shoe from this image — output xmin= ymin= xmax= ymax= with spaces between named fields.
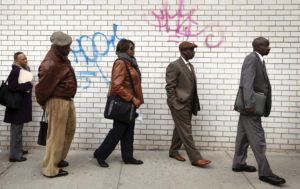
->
xmin=259 ymin=174 xmax=286 ymax=185
xmin=97 ymin=159 xmax=109 ymax=167
xmin=22 ymin=150 xmax=28 ymax=155
xmin=58 ymin=160 xmax=69 ymax=168
xmin=232 ymin=165 xmax=256 ymax=172
xmin=124 ymin=158 xmax=143 ymax=165
xmin=44 ymin=169 xmax=68 ymax=178
xmin=9 ymin=157 xmax=27 ymax=162
xmin=94 ymin=157 xmax=109 ymax=168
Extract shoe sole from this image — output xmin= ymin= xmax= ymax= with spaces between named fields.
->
xmin=9 ymin=159 xmax=26 ymax=162
xmin=192 ymin=161 xmax=211 ymax=167
xmin=259 ymin=179 xmax=286 ymax=185
xmin=232 ymin=169 xmax=256 ymax=172
xmin=169 ymin=155 xmax=186 ymax=161
xmin=43 ymin=173 xmax=68 ymax=178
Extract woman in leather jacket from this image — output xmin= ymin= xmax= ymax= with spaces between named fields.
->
xmin=93 ymin=39 xmax=144 ymax=167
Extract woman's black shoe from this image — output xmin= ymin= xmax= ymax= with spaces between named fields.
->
xmin=97 ymin=158 xmax=109 ymax=167
xmin=124 ymin=158 xmax=143 ymax=165
xmin=94 ymin=155 xmax=109 ymax=168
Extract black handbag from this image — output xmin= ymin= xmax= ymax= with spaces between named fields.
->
xmin=104 ymin=58 xmax=137 ymax=124
xmin=0 ymin=79 xmax=23 ymax=109
xmin=37 ymin=110 xmax=48 ymax=146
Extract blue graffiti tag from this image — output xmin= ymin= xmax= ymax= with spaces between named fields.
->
xmin=70 ymin=24 xmax=123 ymax=89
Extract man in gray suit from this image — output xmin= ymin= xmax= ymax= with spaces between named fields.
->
xmin=166 ymin=41 xmax=211 ymax=167
xmin=232 ymin=37 xmax=286 ymax=185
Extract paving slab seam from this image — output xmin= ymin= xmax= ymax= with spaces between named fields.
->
xmin=0 ymin=163 xmax=13 ymax=177
xmin=225 ymin=151 xmax=256 ymax=189
xmin=117 ymin=162 xmax=124 ymax=189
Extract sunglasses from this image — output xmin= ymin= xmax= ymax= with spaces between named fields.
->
xmin=129 ymin=46 xmax=135 ymax=51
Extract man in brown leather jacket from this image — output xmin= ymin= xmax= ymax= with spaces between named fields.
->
xmin=35 ymin=31 xmax=77 ymax=178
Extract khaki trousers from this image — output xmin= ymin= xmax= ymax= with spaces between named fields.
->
xmin=169 ymin=106 xmax=202 ymax=162
xmin=42 ymin=98 xmax=76 ymax=176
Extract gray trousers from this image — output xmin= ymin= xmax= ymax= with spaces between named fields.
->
xmin=10 ymin=123 xmax=24 ymax=159
xmin=233 ymin=114 xmax=273 ymax=176
xmin=169 ymin=106 xmax=202 ymax=162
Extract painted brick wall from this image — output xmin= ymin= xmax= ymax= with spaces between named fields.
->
xmin=0 ymin=0 xmax=299 ymax=152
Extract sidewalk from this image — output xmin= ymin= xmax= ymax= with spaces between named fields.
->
xmin=0 ymin=149 xmax=299 ymax=189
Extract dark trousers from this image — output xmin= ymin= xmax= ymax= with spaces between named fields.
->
xmin=233 ymin=114 xmax=273 ymax=176
xmin=10 ymin=123 xmax=24 ymax=159
xmin=94 ymin=120 xmax=135 ymax=161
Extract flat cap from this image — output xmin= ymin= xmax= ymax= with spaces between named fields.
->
xmin=179 ymin=41 xmax=197 ymax=51
xmin=50 ymin=31 xmax=72 ymax=46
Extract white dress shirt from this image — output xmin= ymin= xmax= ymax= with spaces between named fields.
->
xmin=255 ymin=51 xmax=264 ymax=64
xmin=181 ymin=56 xmax=191 ymax=71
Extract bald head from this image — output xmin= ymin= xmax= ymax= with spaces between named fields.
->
xmin=252 ymin=37 xmax=269 ymax=49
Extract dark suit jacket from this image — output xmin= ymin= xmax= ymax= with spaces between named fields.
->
xmin=240 ymin=51 xmax=272 ymax=117
xmin=165 ymin=57 xmax=200 ymax=115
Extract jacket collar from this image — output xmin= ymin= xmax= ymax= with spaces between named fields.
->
xmin=50 ymin=45 xmax=70 ymax=63
xmin=178 ymin=57 xmax=193 ymax=81
xmin=252 ymin=51 xmax=269 ymax=82
xmin=12 ymin=63 xmax=30 ymax=71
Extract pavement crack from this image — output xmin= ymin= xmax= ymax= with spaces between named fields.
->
xmin=117 ymin=162 xmax=123 ymax=189
xmin=0 ymin=163 xmax=13 ymax=177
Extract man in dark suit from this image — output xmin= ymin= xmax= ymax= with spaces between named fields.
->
xmin=165 ymin=41 xmax=211 ymax=167
xmin=232 ymin=37 xmax=286 ymax=185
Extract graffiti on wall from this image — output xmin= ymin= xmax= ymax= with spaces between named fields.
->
xmin=144 ymin=0 xmax=225 ymax=48
xmin=70 ymin=24 xmax=122 ymax=89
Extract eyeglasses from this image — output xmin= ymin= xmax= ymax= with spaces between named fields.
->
xmin=130 ymin=47 xmax=135 ymax=51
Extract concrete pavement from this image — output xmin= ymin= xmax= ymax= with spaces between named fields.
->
xmin=0 ymin=149 xmax=299 ymax=189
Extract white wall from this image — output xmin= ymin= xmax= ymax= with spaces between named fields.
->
xmin=0 ymin=0 xmax=299 ymax=151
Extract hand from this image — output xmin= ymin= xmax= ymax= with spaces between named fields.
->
xmin=132 ymin=97 xmax=141 ymax=109
xmin=246 ymin=108 xmax=256 ymax=115
xmin=30 ymin=81 xmax=34 ymax=86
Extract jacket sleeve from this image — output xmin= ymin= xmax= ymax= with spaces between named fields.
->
xmin=241 ymin=55 xmax=256 ymax=109
xmin=165 ymin=63 xmax=178 ymax=105
xmin=111 ymin=60 xmax=133 ymax=102
xmin=7 ymin=69 xmax=32 ymax=92
xmin=35 ymin=64 xmax=61 ymax=105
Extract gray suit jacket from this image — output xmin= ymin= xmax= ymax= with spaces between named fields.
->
xmin=165 ymin=57 xmax=200 ymax=115
xmin=240 ymin=52 xmax=272 ymax=117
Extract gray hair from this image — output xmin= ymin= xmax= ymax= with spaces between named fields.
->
xmin=14 ymin=52 xmax=24 ymax=61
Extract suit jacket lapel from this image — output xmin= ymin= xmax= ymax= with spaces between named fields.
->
xmin=178 ymin=57 xmax=193 ymax=82
xmin=253 ymin=52 xmax=269 ymax=83
xmin=190 ymin=63 xmax=197 ymax=82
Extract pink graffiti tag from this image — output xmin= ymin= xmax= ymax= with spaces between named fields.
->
xmin=144 ymin=0 xmax=225 ymax=48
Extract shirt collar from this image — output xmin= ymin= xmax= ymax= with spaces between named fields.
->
xmin=255 ymin=51 xmax=264 ymax=63
xmin=181 ymin=56 xmax=189 ymax=64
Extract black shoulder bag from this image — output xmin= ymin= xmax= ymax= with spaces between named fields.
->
xmin=37 ymin=110 xmax=48 ymax=146
xmin=104 ymin=58 xmax=137 ymax=124
xmin=0 ymin=78 xmax=23 ymax=109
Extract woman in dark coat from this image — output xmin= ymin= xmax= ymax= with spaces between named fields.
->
xmin=4 ymin=52 xmax=33 ymax=162
xmin=94 ymin=39 xmax=144 ymax=167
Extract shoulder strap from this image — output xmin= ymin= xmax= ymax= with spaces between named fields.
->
xmin=119 ymin=58 xmax=136 ymax=96
xmin=41 ymin=110 xmax=47 ymax=123
xmin=107 ymin=58 xmax=136 ymax=97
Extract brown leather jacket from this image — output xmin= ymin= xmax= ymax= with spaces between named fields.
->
xmin=35 ymin=45 xmax=77 ymax=106
xmin=110 ymin=58 xmax=144 ymax=105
